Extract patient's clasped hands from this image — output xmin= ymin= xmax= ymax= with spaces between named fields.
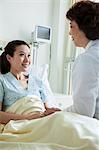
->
xmin=26 ymin=108 xmax=61 ymax=120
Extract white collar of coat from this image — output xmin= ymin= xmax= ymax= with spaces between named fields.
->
xmin=85 ymin=39 xmax=99 ymax=51
xmin=85 ymin=40 xmax=93 ymax=50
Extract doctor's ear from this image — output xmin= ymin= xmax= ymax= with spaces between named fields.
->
xmin=6 ymin=54 xmax=12 ymax=63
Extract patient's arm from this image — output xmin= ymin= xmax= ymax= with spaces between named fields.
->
xmin=0 ymin=102 xmax=44 ymax=124
xmin=0 ymin=100 xmax=61 ymax=124
xmin=0 ymin=110 xmax=45 ymax=124
xmin=0 ymin=102 xmax=59 ymax=124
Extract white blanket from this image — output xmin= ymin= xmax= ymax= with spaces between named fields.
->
xmin=0 ymin=96 xmax=99 ymax=150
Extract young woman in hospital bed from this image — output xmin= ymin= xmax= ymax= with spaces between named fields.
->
xmin=0 ymin=40 xmax=61 ymax=124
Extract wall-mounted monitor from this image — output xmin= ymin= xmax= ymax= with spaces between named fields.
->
xmin=33 ymin=25 xmax=52 ymax=44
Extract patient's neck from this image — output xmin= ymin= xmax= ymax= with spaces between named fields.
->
xmin=10 ymin=70 xmax=26 ymax=80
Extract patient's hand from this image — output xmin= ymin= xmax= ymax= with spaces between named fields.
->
xmin=44 ymin=107 xmax=61 ymax=116
xmin=25 ymin=108 xmax=61 ymax=120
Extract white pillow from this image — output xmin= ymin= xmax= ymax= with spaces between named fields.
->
xmin=29 ymin=64 xmax=56 ymax=107
xmin=31 ymin=64 xmax=53 ymax=96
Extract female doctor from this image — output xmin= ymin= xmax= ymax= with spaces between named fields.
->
xmin=66 ymin=0 xmax=99 ymax=119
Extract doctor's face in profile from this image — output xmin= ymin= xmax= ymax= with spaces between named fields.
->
xmin=69 ymin=20 xmax=86 ymax=47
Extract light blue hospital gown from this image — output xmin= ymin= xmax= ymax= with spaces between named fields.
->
xmin=0 ymin=70 xmax=51 ymax=110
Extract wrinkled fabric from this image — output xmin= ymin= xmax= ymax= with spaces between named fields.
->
xmin=0 ymin=96 xmax=99 ymax=150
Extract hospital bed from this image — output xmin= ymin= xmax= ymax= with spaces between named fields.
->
xmin=0 ymin=64 xmax=99 ymax=150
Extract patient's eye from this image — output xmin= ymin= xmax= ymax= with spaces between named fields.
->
xmin=28 ymin=54 xmax=31 ymax=57
xmin=19 ymin=53 xmax=31 ymax=59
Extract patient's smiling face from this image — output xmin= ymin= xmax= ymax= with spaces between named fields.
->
xmin=7 ymin=45 xmax=31 ymax=73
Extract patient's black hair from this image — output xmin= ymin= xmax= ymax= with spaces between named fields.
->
xmin=66 ymin=0 xmax=99 ymax=40
xmin=0 ymin=40 xmax=30 ymax=74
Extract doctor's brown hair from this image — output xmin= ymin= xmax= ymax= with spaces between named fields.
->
xmin=66 ymin=0 xmax=99 ymax=40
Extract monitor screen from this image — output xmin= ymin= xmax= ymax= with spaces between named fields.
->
xmin=37 ymin=26 xmax=50 ymax=40
xmin=34 ymin=25 xmax=52 ymax=43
